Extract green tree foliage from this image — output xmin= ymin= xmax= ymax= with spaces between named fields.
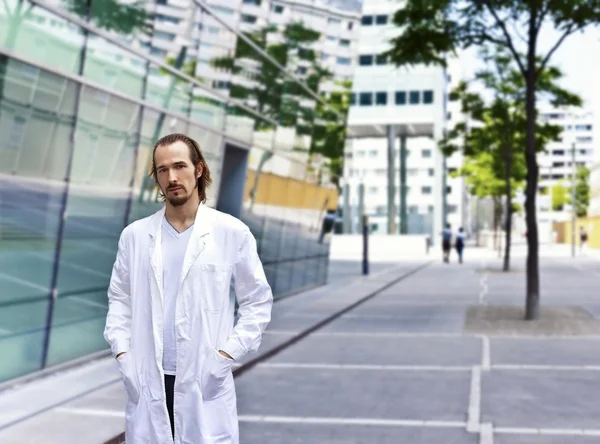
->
xmin=573 ymin=166 xmax=590 ymax=217
xmin=551 ymin=182 xmax=569 ymax=211
xmin=384 ymin=0 xmax=600 ymax=319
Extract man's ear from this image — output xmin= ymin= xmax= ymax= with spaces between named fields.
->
xmin=197 ymin=163 xmax=204 ymax=178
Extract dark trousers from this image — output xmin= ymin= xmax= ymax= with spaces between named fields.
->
xmin=165 ymin=374 xmax=175 ymax=440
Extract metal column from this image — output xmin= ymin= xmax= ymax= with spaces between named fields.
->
xmin=386 ymin=125 xmax=396 ymax=234
xmin=358 ymin=183 xmax=365 ymax=233
xmin=343 ymin=183 xmax=351 ymax=234
xmin=399 ymin=134 xmax=408 ymax=234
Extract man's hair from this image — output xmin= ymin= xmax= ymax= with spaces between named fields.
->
xmin=151 ymin=133 xmax=213 ymax=203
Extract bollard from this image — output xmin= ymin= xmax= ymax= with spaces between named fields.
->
xmin=362 ymin=214 xmax=369 ymax=275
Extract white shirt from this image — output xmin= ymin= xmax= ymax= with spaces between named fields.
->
xmin=162 ymin=217 xmax=193 ymax=375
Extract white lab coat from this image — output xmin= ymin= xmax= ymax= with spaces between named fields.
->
xmin=104 ymin=204 xmax=273 ymax=444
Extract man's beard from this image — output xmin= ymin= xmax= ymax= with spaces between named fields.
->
xmin=167 ymin=193 xmax=189 ymax=207
xmin=165 ymin=182 xmax=198 ymax=207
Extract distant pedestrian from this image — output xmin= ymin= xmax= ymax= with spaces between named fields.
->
xmin=455 ymin=227 xmax=465 ymax=264
xmin=579 ymin=226 xmax=588 ymax=252
xmin=442 ymin=223 xmax=452 ymax=263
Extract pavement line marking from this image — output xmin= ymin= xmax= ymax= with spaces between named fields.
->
xmin=307 ymin=332 xmax=467 ymax=338
xmin=481 ymin=336 xmax=491 ymax=370
xmin=55 ymin=407 xmax=125 ymax=418
xmin=495 ymin=426 xmax=600 ymax=436
xmin=467 ymin=366 xmax=481 ymax=433
xmin=238 ymin=415 xmax=466 ymax=428
xmin=0 ymin=271 xmax=48 ymax=292
xmin=480 ymin=423 xmax=494 ymax=444
xmin=492 ymin=364 xmax=600 ymax=371
xmin=257 ymin=363 xmax=473 ymax=371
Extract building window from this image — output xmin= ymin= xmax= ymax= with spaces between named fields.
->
xmin=422 ymin=186 xmax=432 ymax=195
xmin=212 ymin=5 xmax=235 ymax=13
xmin=243 ymin=0 xmax=261 ymax=4
xmin=409 ymin=90 xmax=420 ymax=104
xmin=241 ymin=14 xmax=257 ymax=24
xmin=272 ymin=4 xmax=283 ymax=13
xmin=395 ymin=91 xmax=406 ymax=105
xmin=336 ymin=57 xmax=351 ymax=65
xmin=156 ymin=14 xmax=181 ymax=24
xmin=8 ymin=116 xmax=26 ymax=149
xmin=428 ymin=168 xmax=434 ymax=177
xmin=359 ymin=92 xmax=372 ymax=106
xmin=375 ymin=54 xmax=387 ymax=65
xmin=369 ymin=187 xmax=378 ymax=194
xmin=339 ymin=39 xmax=351 ymax=47
xmin=359 ymin=54 xmax=373 ymax=66
xmin=375 ymin=92 xmax=387 ymax=105
xmin=446 ymin=186 xmax=452 ymax=194
xmin=296 ymin=66 xmax=307 ymax=75
xmin=350 ymin=93 xmax=356 ymax=105
xmin=408 ymin=205 xmax=419 ymax=213
xmin=361 ymin=15 xmax=373 ymax=25
xmin=369 ymin=150 xmax=378 ymax=157
xmin=428 ymin=205 xmax=434 ymax=213
xmin=154 ymin=31 xmax=176 ymax=41
xmin=328 ymin=17 xmax=341 ymax=24
xmin=422 ymin=149 xmax=432 ymax=158
xmin=348 ymin=21 xmax=354 ymax=30
xmin=326 ymin=35 xmax=336 ymax=41
xmin=375 ymin=15 xmax=388 ymax=25
xmin=447 ymin=205 xmax=457 ymax=214
xmin=423 ymin=90 xmax=434 ymax=104
xmin=575 ymin=124 xmax=592 ymax=131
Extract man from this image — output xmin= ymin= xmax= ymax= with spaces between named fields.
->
xmin=104 ymin=133 xmax=273 ymax=444
xmin=441 ymin=223 xmax=452 ymax=263
xmin=579 ymin=226 xmax=588 ymax=253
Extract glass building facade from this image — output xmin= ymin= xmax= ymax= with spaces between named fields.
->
xmin=0 ymin=0 xmax=352 ymax=383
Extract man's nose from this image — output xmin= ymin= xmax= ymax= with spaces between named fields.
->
xmin=168 ymin=170 xmax=178 ymax=183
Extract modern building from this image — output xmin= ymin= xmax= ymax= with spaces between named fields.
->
xmin=340 ymin=0 xmax=465 ymax=239
xmin=589 ymin=162 xmax=600 ymax=217
xmin=0 ymin=0 xmax=358 ymax=383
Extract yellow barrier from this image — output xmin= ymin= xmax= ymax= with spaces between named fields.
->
xmin=244 ymin=170 xmax=338 ymax=211
xmin=553 ymin=216 xmax=600 ymax=250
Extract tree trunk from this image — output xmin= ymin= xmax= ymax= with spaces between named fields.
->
xmin=493 ymin=197 xmax=499 ymax=250
xmin=503 ymin=143 xmax=512 ymax=272
xmin=524 ymin=7 xmax=540 ymax=320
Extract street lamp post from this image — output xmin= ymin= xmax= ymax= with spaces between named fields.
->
xmin=571 ymin=141 xmax=576 ymax=257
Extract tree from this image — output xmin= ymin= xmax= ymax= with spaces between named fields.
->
xmin=551 ymin=182 xmax=569 ymax=211
xmin=384 ymin=1 xmax=600 ymax=320
xmin=442 ymin=47 xmax=578 ymax=271
xmin=573 ymin=165 xmax=590 ymax=217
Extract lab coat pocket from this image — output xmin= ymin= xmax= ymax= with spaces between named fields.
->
xmin=201 ymin=349 xmax=233 ymax=401
xmin=118 ymin=353 xmax=140 ymax=404
xmin=198 ymin=264 xmax=232 ymax=313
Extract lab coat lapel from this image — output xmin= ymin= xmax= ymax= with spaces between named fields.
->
xmin=149 ymin=207 xmax=166 ymax=305
xmin=179 ymin=203 xmax=211 ymax=287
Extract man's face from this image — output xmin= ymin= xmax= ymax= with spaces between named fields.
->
xmin=154 ymin=141 xmax=203 ymax=207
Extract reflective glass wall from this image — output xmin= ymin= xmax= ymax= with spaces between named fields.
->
xmin=0 ymin=0 xmax=347 ymax=382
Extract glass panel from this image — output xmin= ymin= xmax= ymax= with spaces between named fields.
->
xmin=0 ymin=57 xmax=79 ymax=380
xmin=0 ymin=2 xmax=84 ymax=73
xmin=83 ymin=36 xmax=147 ymax=99
xmin=47 ymin=86 xmax=141 ymax=366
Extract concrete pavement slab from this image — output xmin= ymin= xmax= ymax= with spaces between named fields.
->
xmin=491 ymin=338 xmax=600 ymax=366
xmin=320 ymin=311 xmax=468 ymax=334
xmin=268 ymin=335 xmax=482 ymax=366
xmin=236 ymin=367 xmax=471 ymax=421
xmin=239 ymin=422 xmax=477 ymax=444
xmin=482 ymin=369 xmax=600 ymax=429
xmin=494 ymin=434 xmax=600 ymax=444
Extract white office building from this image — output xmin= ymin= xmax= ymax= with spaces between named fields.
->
xmin=537 ymin=107 xmax=596 ymax=215
xmin=341 ymin=0 xmax=465 ymax=240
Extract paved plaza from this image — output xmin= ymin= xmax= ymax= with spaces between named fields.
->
xmin=1 ymin=246 xmax=600 ymax=443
